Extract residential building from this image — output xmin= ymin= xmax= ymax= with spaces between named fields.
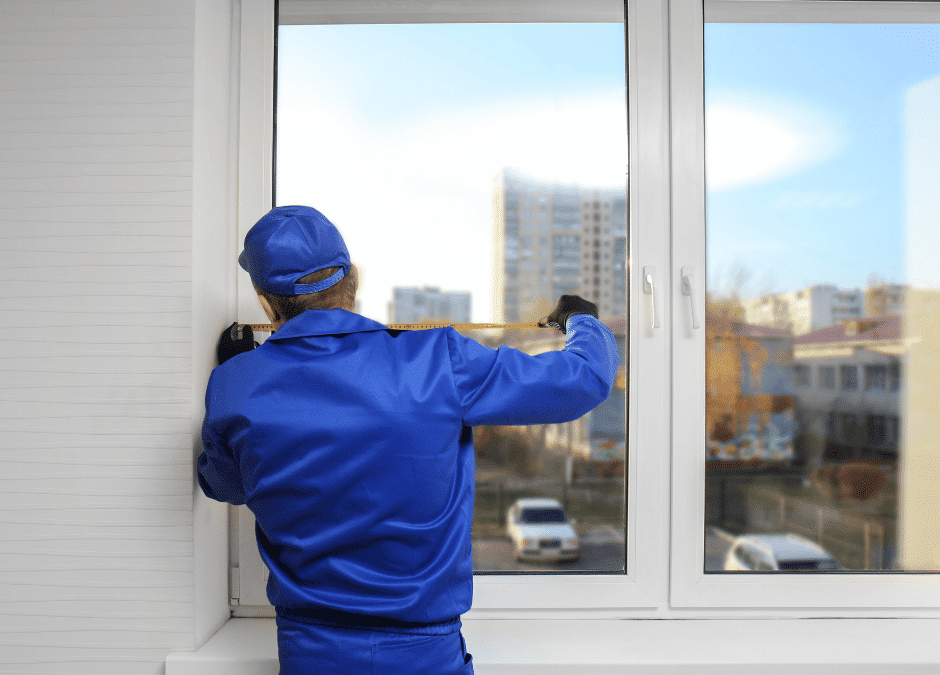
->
xmin=792 ymin=316 xmax=904 ymax=465
xmin=388 ymin=286 xmax=471 ymax=324
xmin=492 ymin=168 xmax=627 ymax=323
xmin=741 ymin=284 xmax=864 ymax=335
xmin=865 ymin=283 xmax=907 ymax=317
xmin=742 ymin=283 xmax=908 ymax=337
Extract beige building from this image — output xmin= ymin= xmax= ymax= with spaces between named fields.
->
xmin=741 ymin=284 xmax=864 ymax=335
xmin=492 ymin=168 xmax=627 ymax=323
xmin=899 ymin=73 xmax=940 ymax=572
xmin=742 ymin=283 xmax=907 ymax=336
xmin=793 ymin=316 xmax=904 ymax=466
xmin=865 ymin=283 xmax=907 ymax=317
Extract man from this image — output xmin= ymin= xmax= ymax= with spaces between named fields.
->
xmin=197 ymin=205 xmax=618 ymax=674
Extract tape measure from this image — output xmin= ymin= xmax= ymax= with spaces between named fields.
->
xmin=243 ymin=321 xmax=544 ymax=333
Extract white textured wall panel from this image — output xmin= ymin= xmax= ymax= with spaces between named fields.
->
xmin=0 ymin=1 xmax=196 ymax=673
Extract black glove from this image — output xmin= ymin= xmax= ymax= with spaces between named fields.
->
xmin=217 ymin=322 xmax=258 ymax=365
xmin=538 ymin=295 xmax=599 ymax=334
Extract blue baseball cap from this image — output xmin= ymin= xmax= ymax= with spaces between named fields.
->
xmin=238 ymin=206 xmax=351 ymax=296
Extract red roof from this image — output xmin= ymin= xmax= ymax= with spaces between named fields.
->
xmin=705 ymin=313 xmax=792 ymax=338
xmin=795 ymin=315 xmax=901 ymax=345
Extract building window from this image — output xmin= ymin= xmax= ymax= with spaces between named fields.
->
xmin=818 ymin=365 xmax=836 ymax=390
xmin=866 ymin=414 xmax=894 ymax=448
xmin=865 ymin=364 xmax=888 ymax=391
xmin=794 ymin=364 xmax=810 ymax=387
xmin=840 ymin=365 xmax=858 ymax=391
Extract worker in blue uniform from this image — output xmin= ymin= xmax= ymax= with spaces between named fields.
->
xmin=197 ymin=205 xmax=618 ymax=674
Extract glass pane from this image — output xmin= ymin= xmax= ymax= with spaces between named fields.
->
xmin=704 ymin=22 xmax=940 ymax=572
xmin=276 ymin=22 xmax=627 ymax=573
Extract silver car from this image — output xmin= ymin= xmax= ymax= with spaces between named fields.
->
xmin=506 ymin=498 xmax=580 ymax=562
xmin=723 ymin=533 xmax=843 ymax=571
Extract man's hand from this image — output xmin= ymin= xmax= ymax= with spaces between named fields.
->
xmin=217 ymin=322 xmax=258 ymax=365
xmin=538 ymin=295 xmax=599 ymax=334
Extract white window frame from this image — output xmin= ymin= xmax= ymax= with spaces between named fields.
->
xmin=671 ymin=0 xmax=940 ymax=612
xmin=233 ymin=0 xmax=665 ymax=617
xmin=231 ymin=0 xmax=940 ymax=620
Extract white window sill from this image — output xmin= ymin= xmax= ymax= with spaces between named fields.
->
xmin=167 ymin=616 xmax=940 ymax=674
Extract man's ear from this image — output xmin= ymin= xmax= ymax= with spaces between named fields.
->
xmin=258 ymin=294 xmax=279 ymax=323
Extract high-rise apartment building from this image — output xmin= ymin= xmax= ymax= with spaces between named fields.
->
xmin=388 ymin=286 xmax=471 ymax=324
xmin=492 ymin=168 xmax=627 ymax=323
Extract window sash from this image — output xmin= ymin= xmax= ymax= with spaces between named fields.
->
xmin=234 ymin=0 xmax=940 ymax=617
xmin=234 ymin=0 xmax=664 ymax=615
xmin=670 ymin=0 xmax=940 ymax=609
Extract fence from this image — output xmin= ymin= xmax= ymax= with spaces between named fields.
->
xmin=745 ymin=486 xmax=887 ymax=570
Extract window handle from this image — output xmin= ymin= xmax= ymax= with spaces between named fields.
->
xmin=681 ymin=266 xmax=700 ymax=329
xmin=643 ymin=266 xmax=660 ymax=330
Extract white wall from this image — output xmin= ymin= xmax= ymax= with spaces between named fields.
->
xmin=0 ymin=2 xmax=220 ymax=672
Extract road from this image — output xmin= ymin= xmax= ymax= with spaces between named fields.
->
xmin=473 ymin=524 xmax=625 ymax=572
xmin=473 ymin=525 xmax=736 ymax=573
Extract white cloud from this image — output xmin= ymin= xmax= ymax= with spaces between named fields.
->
xmin=276 ymin=98 xmax=627 ymax=321
xmin=771 ymin=191 xmax=872 ymax=210
xmin=706 ymin=92 xmax=847 ymax=191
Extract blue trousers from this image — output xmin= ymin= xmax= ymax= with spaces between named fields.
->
xmin=275 ymin=612 xmax=474 ymax=675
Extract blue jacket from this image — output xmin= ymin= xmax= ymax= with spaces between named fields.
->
xmin=198 ymin=309 xmax=617 ymax=624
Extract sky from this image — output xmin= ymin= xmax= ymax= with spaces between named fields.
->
xmin=276 ymin=23 xmax=627 ymax=322
xmin=705 ymin=23 xmax=940 ymax=300
xmin=276 ymin=21 xmax=940 ymax=321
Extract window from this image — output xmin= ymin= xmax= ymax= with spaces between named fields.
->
xmin=224 ymin=0 xmax=634 ymax=618
xmin=232 ymin=0 xmax=940 ymax=628
xmin=698 ymin=0 xmax=940 ymax=595
xmin=889 ymin=362 xmax=901 ymax=391
xmin=840 ymin=365 xmax=859 ymax=391
xmin=794 ymin=364 xmax=810 ymax=387
xmin=867 ymin=414 xmax=895 ymax=448
xmin=865 ymin=364 xmax=888 ymax=392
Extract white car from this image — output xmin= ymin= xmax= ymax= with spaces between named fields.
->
xmin=505 ymin=498 xmax=580 ymax=562
xmin=723 ymin=533 xmax=843 ymax=571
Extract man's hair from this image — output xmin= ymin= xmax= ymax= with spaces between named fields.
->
xmin=255 ymin=265 xmax=358 ymax=323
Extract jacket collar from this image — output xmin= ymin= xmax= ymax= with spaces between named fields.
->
xmin=266 ymin=308 xmax=389 ymax=341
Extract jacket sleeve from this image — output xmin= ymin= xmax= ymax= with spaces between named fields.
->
xmin=446 ymin=314 xmax=619 ymax=427
xmin=196 ymin=371 xmax=247 ymax=505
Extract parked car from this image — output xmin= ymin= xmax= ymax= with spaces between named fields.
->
xmin=505 ymin=498 xmax=579 ymax=562
xmin=723 ymin=533 xmax=843 ymax=571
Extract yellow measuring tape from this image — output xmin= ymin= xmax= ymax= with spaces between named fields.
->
xmin=243 ymin=321 xmax=544 ymax=333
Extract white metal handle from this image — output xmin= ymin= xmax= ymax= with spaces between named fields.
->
xmin=643 ymin=265 xmax=660 ymax=330
xmin=681 ymin=266 xmax=700 ymax=329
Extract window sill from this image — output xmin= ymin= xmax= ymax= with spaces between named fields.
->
xmin=167 ymin=616 xmax=940 ymax=674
